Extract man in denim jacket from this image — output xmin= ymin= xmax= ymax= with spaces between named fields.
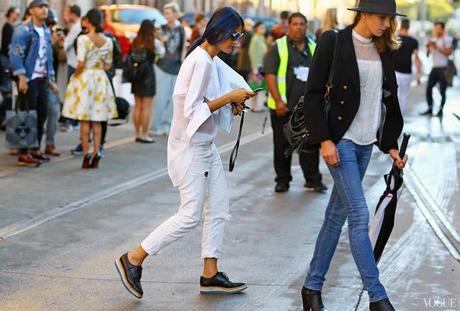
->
xmin=9 ymin=0 xmax=58 ymax=167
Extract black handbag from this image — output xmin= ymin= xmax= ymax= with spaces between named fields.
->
xmin=283 ymin=31 xmax=339 ymax=156
xmin=6 ymin=90 xmax=38 ymax=149
xmin=105 ymin=72 xmax=130 ymax=125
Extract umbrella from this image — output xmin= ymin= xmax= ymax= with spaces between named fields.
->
xmin=369 ymin=133 xmax=411 ymax=263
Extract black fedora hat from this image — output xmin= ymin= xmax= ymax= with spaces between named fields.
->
xmin=348 ymin=0 xmax=406 ymax=17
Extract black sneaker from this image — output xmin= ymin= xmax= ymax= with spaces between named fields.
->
xmin=304 ymin=181 xmax=328 ymax=193
xmin=275 ymin=182 xmax=289 ymax=193
xmin=71 ymin=143 xmax=83 ymax=156
xmin=200 ymin=272 xmax=247 ymax=294
xmin=114 ymin=253 xmax=143 ymax=299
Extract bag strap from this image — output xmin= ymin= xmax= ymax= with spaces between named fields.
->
xmin=229 ymin=110 xmax=245 ymax=172
xmin=325 ymin=30 xmax=339 ymax=98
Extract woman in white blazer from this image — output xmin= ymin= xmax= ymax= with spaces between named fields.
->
xmin=115 ymin=7 xmax=256 ymax=299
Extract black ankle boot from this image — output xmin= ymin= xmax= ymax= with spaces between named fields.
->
xmin=301 ymin=287 xmax=327 ymax=311
xmin=370 ymin=298 xmax=395 ymax=311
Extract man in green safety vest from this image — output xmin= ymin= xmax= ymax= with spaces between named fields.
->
xmin=263 ymin=12 xmax=327 ymax=193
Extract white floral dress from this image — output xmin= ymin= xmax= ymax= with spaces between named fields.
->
xmin=62 ymin=35 xmax=118 ymax=121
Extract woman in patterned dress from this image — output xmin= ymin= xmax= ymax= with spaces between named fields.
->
xmin=62 ymin=9 xmax=117 ymax=168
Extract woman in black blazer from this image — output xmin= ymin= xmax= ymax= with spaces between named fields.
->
xmin=301 ymin=1 xmax=407 ymax=311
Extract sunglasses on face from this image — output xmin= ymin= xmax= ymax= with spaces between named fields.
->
xmin=231 ymin=32 xmax=244 ymax=41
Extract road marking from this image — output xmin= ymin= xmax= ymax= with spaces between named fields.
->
xmin=0 ymin=130 xmax=272 ymax=240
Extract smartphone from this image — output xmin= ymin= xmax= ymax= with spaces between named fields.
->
xmin=253 ymin=87 xmax=264 ymax=93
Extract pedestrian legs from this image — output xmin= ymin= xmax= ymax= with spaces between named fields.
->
xmin=270 ymin=110 xmax=292 ymax=184
xmin=151 ymin=65 xmax=177 ymax=134
xmin=141 ymin=143 xmax=228 ymax=257
xmin=27 ymin=78 xmax=49 ymax=149
xmin=395 ymin=71 xmax=412 ymax=114
xmin=304 ymin=140 xmax=388 ymax=303
xmin=201 ymin=144 xmax=229 ymax=259
xmin=46 ymin=90 xmax=60 ymax=147
xmin=299 ymin=147 xmax=322 ymax=184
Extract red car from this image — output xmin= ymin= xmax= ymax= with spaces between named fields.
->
xmin=100 ymin=4 xmax=167 ymax=56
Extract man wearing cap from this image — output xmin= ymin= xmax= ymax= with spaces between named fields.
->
xmin=10 ymin=0 xmax=57 ymax=167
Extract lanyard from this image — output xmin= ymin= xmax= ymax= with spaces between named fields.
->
xmin=229 ymin=110 xmax=245 ymax=172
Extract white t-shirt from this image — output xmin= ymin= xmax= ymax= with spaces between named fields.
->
xmin=31 ymin=25 xmax=48 ymax=80
xmin=431 ymin=35 xmax=452 ymax=68
xmin=63 ymin=20 xmax=81 ymax=68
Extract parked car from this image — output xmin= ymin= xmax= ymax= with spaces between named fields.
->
xmin=100 ymin=4 xmax=167 ymax=56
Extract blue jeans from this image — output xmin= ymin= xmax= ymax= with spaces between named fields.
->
xmin=304 ymin=139 xmax=387 ymax=303
xmin=46 ymin=89 xmax=60 ymax=145
xmin=151 ymin=65 xmax=177 ymax=133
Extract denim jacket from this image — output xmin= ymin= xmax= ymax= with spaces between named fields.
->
xmin=9 ymin=21 xmax=55 ymax=81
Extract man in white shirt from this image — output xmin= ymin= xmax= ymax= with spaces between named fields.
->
xmin=63 ymin=4 xmax=81 ymax=78
xmin=422 ymin=21 xmax=453 ymax=117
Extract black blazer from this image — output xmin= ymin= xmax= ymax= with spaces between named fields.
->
xmin=304 ymin=26 xmax=403 ymax=153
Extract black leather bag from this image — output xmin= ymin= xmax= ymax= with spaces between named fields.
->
xmin=283 ymin=31 xmax=338 ymax=156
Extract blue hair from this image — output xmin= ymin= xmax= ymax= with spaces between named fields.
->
xmin=187 ymin=7 xmax=244 ymax=57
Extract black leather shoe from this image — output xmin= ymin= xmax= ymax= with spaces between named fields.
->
xmin=301 ymin=287 xmax=327 ymax=311
xmin=200 ymin=272 xmax=247 ymax=294
xmin=275 ymin=182 xmax=289 ymax=193
xmin=115 ymin=253 xmax=143 ymax=299
xmin=370 ymin=298 xmax=395 ymax=311
xmin=304 ymin=181 xmax=328 ymax=193
xmin=420 ymin=109 xmax=433 ymax=116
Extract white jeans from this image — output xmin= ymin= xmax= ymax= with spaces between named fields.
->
xmin=395 ymin=71 xmax=413 ymax=114
xmin=141 ymin=142 xmax=230 ymax=259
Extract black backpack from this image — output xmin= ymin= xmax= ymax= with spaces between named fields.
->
xmin=122 ymin=48 xmax=150 ymax=83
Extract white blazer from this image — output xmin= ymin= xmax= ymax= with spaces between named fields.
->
xmin=167 ymin=46 xmax=251 ymax=187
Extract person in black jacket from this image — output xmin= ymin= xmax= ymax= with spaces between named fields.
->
xmin=301 ymin=1 xmax=407 ymax=311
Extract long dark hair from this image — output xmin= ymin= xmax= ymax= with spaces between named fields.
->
xmin=187 ymin=7 xmax=244 ymax=57
xmin=85 ymin=8 xmax=104 ymax=33
xmin=132 ymin=19 xmax=155 ymax=52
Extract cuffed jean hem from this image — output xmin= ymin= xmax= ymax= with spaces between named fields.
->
xmin=369 ymin=294 xmax=388 ymax=303
xmin=302 ymin=282 xmax=322 ymax=292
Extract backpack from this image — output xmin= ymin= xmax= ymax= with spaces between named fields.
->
xmin=104 ymin=32 xmax=122 ymax=69
xmin=122 ymin=48 xmax=150 ymax=83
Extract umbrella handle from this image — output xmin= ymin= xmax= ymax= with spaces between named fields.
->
xmin=399 ymin=133 xmax=410 ymax=158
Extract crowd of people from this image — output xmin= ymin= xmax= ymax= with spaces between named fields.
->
xmin=0 ymin=1 xmax=456 ymax=171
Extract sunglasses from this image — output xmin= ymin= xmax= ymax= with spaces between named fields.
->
xmin=231 ymin=32 xmax=244 ymax=41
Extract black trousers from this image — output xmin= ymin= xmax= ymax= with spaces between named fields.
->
xmin=426 ymin=67 xmax=447 ymax=109
xmin=20 ymin=78 xmax=49 ymax=153
xmin=270 ymin=110 xmax=322 ymax=184
xmin=101 ymin=121 xmax=107 ymax=145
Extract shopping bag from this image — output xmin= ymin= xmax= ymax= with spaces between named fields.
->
xmin=6 ymin=91 xmax=38 ymax=149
